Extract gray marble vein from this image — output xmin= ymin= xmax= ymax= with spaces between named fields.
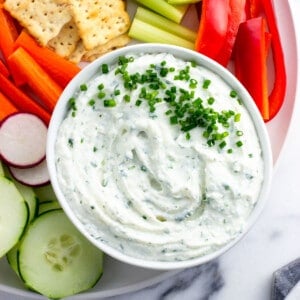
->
xmin=107 ymin=260 xmax=223 ymax=300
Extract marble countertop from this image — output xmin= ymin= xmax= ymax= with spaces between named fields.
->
xmin=1 ymin=1 xmax=300 ymax=299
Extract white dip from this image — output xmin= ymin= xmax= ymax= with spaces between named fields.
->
xmin=55 ymin=53 xmax=264 ymax=261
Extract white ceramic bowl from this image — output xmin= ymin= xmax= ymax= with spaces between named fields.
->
xmin=47 ymin=43 xmax=273 ymax=270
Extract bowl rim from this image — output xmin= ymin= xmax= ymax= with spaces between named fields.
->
xmin=47 ymin=43 xmax=273 ymax=270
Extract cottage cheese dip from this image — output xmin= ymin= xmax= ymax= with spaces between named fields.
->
xmin=55 ymin=52 xmax=264 ymax=262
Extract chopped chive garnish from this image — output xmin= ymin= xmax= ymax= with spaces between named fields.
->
xmin=101 ymin=64 xmax=109 ymax=74
xmin=219 ymin=141 xmax=227 ymax=149
xmin=230 ymin=90 xmax=238 ymax=98
xmin=98 ymin=83 xmax=104 ymax=90
xmin=103 ymin=99 xmax=116 ymax=107
xmin=207 ymin=97 xmax=215 ymax=105
xmin=186 ymin=132 xmax=191 ymax=140
xmin=88 ymin=99 xmax=95 ymax=106
xmin=135 ymin=99 xmax=142 ymax=106
xmin=80 ymin=84 xmax=88 ymax=91
xmin=97 ymin=92 xmax=106 ymax=99
xmin=227 ymin=148 xmax=233 ymax=154
xmin=202 ymin=79 xmax=211 ymax=89
xmin=123 ymin=94 xmax=131 ymax=102
xmin=189 ymin=79 xmax=197 ymax=89
xmin=236 ymin=140 xmax=243 ymax=147
xmin=234 ymin=113 xmax=241 ymax=122
xmin=170 ymin=115 xmax=178 ymax=124
xmin=236 ymin=130 xmax=243 ymax=136
xmin=114 ymin=89 xmax=121 ymax=96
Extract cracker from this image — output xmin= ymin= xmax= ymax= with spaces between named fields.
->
xmin=4 ymin=0 xmax=72 ymax=46
xmin=63 ymin=0 xmax=130 ymax=50
xmin=67 ymin=40 xmax=86 ymax=64
xmin=47 ymin=20 xmax=80 ymax=58
xmin=82 ymin=34 xmax=131 ymax=62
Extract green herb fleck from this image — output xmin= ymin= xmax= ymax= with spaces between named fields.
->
xmin=103 ymin=99 xmax=116 ymax=107
xmin=202 ymin=79 xmax=211 ymax=89
xmin=101 ymin=64 xmax=109 ymax=74
xmin=80 ymin=84 xmax=88 ymax=91
xmin=68 ymin=138 xmax=74 ymax=148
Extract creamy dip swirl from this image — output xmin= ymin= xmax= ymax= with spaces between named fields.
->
xmin=55 ymin=53 xmax=264 ymax=261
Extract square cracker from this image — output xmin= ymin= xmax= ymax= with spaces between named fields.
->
xmin=47 ymin=20 xmax=80 ymax=58
xmin=82 ymin=34 xmax=131 ymax=62
xmin=63 ymin=0 xmax=130 ymax=50
xmin=4 ymin=0 xmax=72 ymax=46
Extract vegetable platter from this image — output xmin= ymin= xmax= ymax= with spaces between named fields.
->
xmin=0 ymin=0 xmax=298 ymax=299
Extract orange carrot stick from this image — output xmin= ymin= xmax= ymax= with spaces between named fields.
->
xmin=0 ymin=7 xmax=18 ymax=63
xmin=0 ymin=59 xmax=9 ymax=77
xmin=0 ymin=73 xmax=51 ymax=125
xmin=14 ymin=30 xmax=80 ymax=88
xmin=0 ymin=91 xmax=18 ymax=122
xmin=8 ymin=47 xmax=63 ymax=113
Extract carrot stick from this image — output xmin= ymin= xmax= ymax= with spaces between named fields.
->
xmin=14 ymin=30 xmax=80 ymax=87
xmin=0 ymin=7 xmax=18 ymax=63
xmin=0 ymin=73 xmax=51 ymax=125
xmin=8 ymin=47 xmax=63 ymax=113
xmin=0 ymin=91 xmax=18 ymax=122
xmin=0 ymin=59 xmax=9 ymax=77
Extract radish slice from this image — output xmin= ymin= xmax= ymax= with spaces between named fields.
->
xmin=9 ymin=159 xmax=50 ymax=187
xmin=0 ymin=113 xmax=47 ymax=168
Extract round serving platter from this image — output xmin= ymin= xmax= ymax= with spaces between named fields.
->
xmin=0 ymin=0 xmax=298 ymax=298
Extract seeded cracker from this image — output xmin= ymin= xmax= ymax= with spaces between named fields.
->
xmin=63 ymin=0 xmax=130 ymax=50
xmin=82 ymin=34 xmax=131 ymax=62
xmin=3 ymin=0 xmax=72 ymax=46
xmin=47 ymin=20 xmax=80 ymax=58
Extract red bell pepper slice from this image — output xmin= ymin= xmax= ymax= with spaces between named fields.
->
xmin=195 ymin=0 xmax=230 ymax=64
xmin=234 ymin=17 xmax=269 ymax=121
xmin=218 ymin=0 xmax=247 ymax=66
xmin=261 ymin=0 xmax=286 ymax=120
xmin=245 ymin=0 xmax=263 ymax=19
xmin=195 ymin=0 xmax=246 ymax=67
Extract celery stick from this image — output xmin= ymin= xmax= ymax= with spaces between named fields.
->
xmin=167 ymin=0 xmax=201 ymax=4
xmin=128 ymin=18 xmax=195 ymax=49
xmin=135 ymin=0 xmax=188 ymax=23
xmin=135 ymin=7 xmax=197 ymax=42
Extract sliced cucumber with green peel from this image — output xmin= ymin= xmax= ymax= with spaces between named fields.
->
xmin=18 ymin=209 xmax=103 ymax=299
xmin=38 ymin=200 xmax=61 ymax=215
xmin=34 ymin=184 xmax=58 ymax=203
xmin=0 ymin=176 xmax=29 ymax=258
xmin=6 ymin=244 xmax=20 ymax=277
xmin=2 ymin=162 xmax=38 ymax=222
xmin=13 ymin=180 xmax=38 ymax=222
xmin=0 ymin=161 xmax=4 ymax=176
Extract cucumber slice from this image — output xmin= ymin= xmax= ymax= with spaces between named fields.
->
xmin=2 ymin=163 xmax=38 ymax=222
xmin=38 ymin=200 xmax=61 ymax=215
xmin=18 ymin=210 xmax=103 ymax=299
xmin=13 ymin=180 xmax=38 ymax=222
xmin=6 ymin=244 xmax=20 ymax=277
xmin=34 ymin=184 xmax=58 ymax=203
xmin=0 ymin=161 xmax=4 ymax=176
xmin=0 ymin=176 xmax=29 ymax=258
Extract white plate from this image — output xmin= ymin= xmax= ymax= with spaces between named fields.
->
xmin=0 ymin=0 xmax=298 ymax=298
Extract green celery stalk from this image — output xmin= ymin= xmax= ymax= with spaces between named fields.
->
xmin=128 ymin=18 xmax=195 ymax=49
xmin=135 ymin=0 xmax=188 ymax=23
xmin=135 ymin=7 xmax=197 ymax=42
xmin=167 ymin=0 xmax=201 ymax=4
